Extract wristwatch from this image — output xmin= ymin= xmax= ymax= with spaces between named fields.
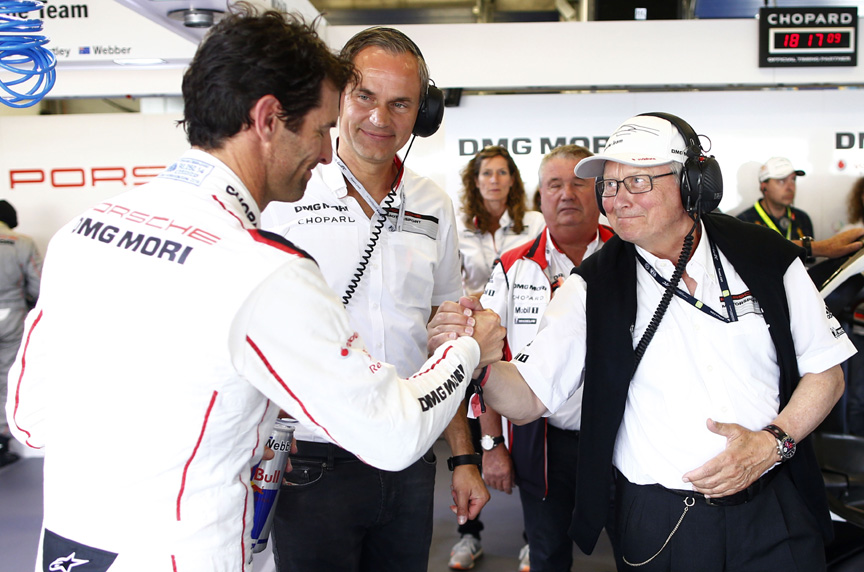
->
xmin=762 ymin=424 xmax=796 ymax=462
xmin=480 ymin=434 xmax=504 ymax=451
xmin=801 ymin=236 xmax=814 ymax=262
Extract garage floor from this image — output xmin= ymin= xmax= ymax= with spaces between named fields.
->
xmin=0 ymin=439 xmax=618 ymax=572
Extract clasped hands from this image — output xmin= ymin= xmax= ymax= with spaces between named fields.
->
xmin=428 ymin=297 xmax=505 ymax=374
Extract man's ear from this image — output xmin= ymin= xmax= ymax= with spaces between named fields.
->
xmin=249 ymin=95 xmax=282 ymax=142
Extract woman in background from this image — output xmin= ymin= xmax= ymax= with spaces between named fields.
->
xmin=457 ymin=146 xmax=544 ymax=296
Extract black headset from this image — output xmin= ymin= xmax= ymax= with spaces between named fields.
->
xmin=639 ymin=112 xmax=723 ymax=214
xmin=413 ymin=83 xmax=444 ymax=137
xmin=596 ymin=112 xmax=722 ymax=216
xmin=399 ymin=32 xmax=444 ymax=138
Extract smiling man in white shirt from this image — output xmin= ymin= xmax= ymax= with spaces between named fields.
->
xmin=431 ymin=112 xmax=855 ymax=572
xmin=262 ymin=26 xmax=488 ymax=572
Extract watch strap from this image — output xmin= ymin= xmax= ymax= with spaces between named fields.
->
xmin=762 ymin=424 xmax=787 ymax=441
xmin=447 ymin=453 xmax=481 ymax=471
xmin=801 ymin=236 xmax=813 ymax=262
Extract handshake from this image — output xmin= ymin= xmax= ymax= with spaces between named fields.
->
xmin=427 ymin=297 xmax=506 ymax=374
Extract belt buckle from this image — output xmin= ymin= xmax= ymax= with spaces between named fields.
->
xmin=704 ymin=495 xmax=722 ymax=507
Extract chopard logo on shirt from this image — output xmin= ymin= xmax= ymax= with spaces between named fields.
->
xmin=225 ymin=185 xmax=257 ymax=225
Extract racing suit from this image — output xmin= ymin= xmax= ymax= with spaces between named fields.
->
xmin=6 ymin=149 xmax=480 ymax=572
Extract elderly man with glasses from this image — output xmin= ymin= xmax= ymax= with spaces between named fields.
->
xmin=430 ymin=112 xmax=855 ymax=572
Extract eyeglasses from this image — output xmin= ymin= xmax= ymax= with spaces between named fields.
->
xmin=596 ymin=172 xmax=675 ymax=198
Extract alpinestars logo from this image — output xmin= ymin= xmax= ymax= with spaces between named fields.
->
xmin=49 ymin=552 xmax=89 ymax=572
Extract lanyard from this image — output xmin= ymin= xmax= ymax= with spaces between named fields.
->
xmin=753 ymin=200 xmax=792 ymax=240
xmin=334 ymin=152 xmax=406 ymax=232
xmin=635 ymin=238 xmax=739 ymax=323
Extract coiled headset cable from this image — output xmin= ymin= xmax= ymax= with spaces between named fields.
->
xmin=341 ymin=135 xmax=416 ymax=306
xmin=0 ymin=1 xmax=56 ymax=108
xmin=631 ymin=212 xmax=699 ymax=373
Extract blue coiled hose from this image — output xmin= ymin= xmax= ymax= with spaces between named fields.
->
xmin=0 ymin=1 xmax=55 ymax=108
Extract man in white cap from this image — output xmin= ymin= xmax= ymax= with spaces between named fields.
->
xmin=429 ymin=112 xmax=856 ymax=571
xmin=738 ymin=156 xmax=863 ymax=261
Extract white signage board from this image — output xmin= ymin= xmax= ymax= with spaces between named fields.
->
xmin=2 ymin=88 xmax=864 ymax=254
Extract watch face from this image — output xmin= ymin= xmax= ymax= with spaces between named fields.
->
xmin=780 ymin=438 xmax=796 ymax=459
xmin=480 ymin=435 xmax=493 ymax=450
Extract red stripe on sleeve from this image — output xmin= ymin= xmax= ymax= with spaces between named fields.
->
xmin=409 ymin=345 xmax=453 ymax=379
xmin=246 ymin=336 xmax=337 ymax=443
xmin=11 ymin=309 xmax=43 ymax=448
xmin=176 ymin=390 xmax=218 ymax=521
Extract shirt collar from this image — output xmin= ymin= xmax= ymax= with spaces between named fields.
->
xmin=634 ymin=221 xmax=715 ymax=287
xmin=185 ymin=149 xmax=262 ymax=228
xmin=326 ymin=139 xmax=406 ymax=207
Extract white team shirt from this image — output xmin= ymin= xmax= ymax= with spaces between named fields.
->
xmin=482 ymin=228 xmax=605 ymax=430
xmin=262 ymin=158 xmax=463 ymax=443
xmin=457 ymin=209 xmax=545 ymax=295
xmin=512 ymin=221 xmax=856 ymax=490
xmin=7 ymin=150 xmax=479 ymax=572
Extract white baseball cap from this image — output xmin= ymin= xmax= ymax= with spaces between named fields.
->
xmin=575 ymin=114 xmax=688 ymax=179
xmin=758 ymin=157 xmax=805 ymax=182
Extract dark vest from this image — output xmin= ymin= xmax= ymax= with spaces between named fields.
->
xmin=569 ymin=212 xmax=830 ymax=553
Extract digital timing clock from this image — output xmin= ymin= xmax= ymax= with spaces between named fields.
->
xmin=759 ymin=6 xmax=858 ymax=67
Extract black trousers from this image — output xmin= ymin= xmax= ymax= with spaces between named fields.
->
xmin=615 ymin=468 xmax=826 ymax=572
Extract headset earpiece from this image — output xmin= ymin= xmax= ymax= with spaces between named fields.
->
xmin=639 ymin=112 xmax=723 ymax=214
xmin=413 ymin=83 xmax=444 ymax=138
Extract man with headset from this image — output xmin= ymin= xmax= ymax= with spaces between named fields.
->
xmin=261 ymin=27 xmax=489 ymax=572
xmin=431 ymin=112 xmax=855 ymax=571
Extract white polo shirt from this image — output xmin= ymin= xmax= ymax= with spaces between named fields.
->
xmin=482 ymin=227 xmax=607 ymax=431
xmin=262 ymin=159 xmax=462 ymax=443
xmin=457 ymin=209 xmax=545 ymax=295
xmin=512 ymin=222 xmax=856 ymax=490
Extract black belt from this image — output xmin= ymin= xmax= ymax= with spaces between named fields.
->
xmin=547 ymin=424 xmax=579 ymax=436
xmin=293 ymin=441 xmax=435 ymax=468
xmin=663 ymin=465 xmax=781 ymax=507
xmin=294 ymin=440 xmax=359 ymax=464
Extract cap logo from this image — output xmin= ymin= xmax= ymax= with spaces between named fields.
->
xmin=614 ymin=123 xmax=661 ymax=138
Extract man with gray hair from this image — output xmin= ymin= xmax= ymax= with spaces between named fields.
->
xmin=431 ymin=112 xmax=855 ymax=571
xmin=262 ymin=26 xmax=488 ymax=572
xmin=472 ymin=145 xmax=614 ymax=572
